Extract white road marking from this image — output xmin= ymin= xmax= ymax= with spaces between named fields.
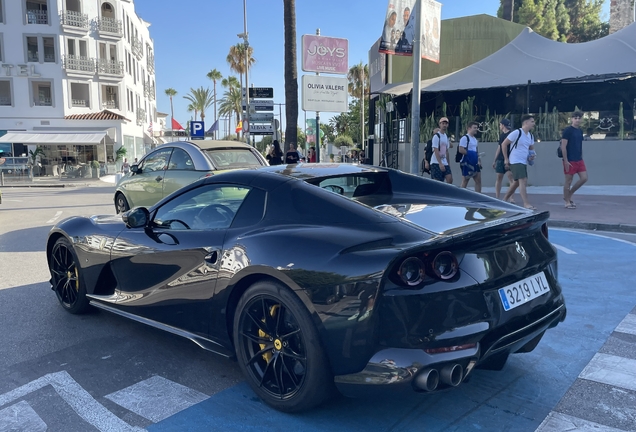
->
xmin=0 ymin=401 xmax=47 ymax=432
xmin=535 ymin=411 xmax=625 ymax=431
xmin=579 ymin=353 xmax=636 ymax=392
xmin=2 ymin=199 xmax=23 ymax=202
xmin=615 ymin=314 xmax=636 ymax=336
xmin=46 ymin=211 xmax=63 ymax=224
xmin=552 ymin=243 xmax=577 ymax=254
xmin=105 ymin=375 xmax=208 ymax=423
xmin=553 ymin=229 xmax=636 ymax=247
xmin=0 ymin=371 xmax=144 ymax=432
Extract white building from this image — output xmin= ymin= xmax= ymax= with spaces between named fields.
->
xmin=0 ymin=0 xmax=157 ymax=178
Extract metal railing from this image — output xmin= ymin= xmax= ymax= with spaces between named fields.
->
xmin=44 ymin=54 xmax=56 ymax=62
xmin=36 ymin=97 xmax=52 ymax=106
xmin=28 ymin=52 xmax=39 ymax=62
xmin=63 ymin=55 xmax=96 ymax=73
xmin=97 ymin=17 xmax=123 ymax=36
xmin=27 ymin=10 xmax=48 ymax=24
xmin=72 ymin=99 xmax=89 ymax=107
xmin=97 ymin=59 xmax=124 ymax=76
xmin=60 ymin=10 xmax=89 ymax=29
xmin=147 ymin=54 xmax=155 ymax=74
xmin=143 ymin=82 xmax=155 ymax=100
xmin=136 ymin=108 xmax=146 ymax=126
xmin=0 ymin=96 xmax=11 ymax=106
xmin=102 ymin=100 xmax=118 ymax=110
xmin=132 ymin=37 xmax=143 ymax=59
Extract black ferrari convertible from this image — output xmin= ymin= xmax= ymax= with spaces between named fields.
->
xmin=47 ymin=164 xmax=566 ymax=412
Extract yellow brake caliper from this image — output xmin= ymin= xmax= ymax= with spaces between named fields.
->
xmin=258 ymin=304 xmax=280 ymax=363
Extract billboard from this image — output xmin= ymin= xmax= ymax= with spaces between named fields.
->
xmin=378 ymin=0 xmax=441 ymax=63
xmin=302 ymin=35 xmax=349 ymax=74
xmin=369 ymin=38 xmax=386 ymax=94
xmin=302 ymin=75 xmax=348 ymax=113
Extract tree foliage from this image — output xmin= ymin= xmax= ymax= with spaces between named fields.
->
xmin=498 ymin=0 xmax=608 ymax=42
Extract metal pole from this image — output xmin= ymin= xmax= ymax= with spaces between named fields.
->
xmin=409 ymin=0 xmax=423 ymax=174
xmin=315 ymin=28 xmax=321 ymax=163
xmin=242 ymin=0 xmax=251 ymax=146
xmin=361 ymin=71 xmax=365 ymax=153
xmin=526 ymin=80 xmax=531 ymax=114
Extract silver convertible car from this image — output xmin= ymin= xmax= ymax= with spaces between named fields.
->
xmin=114 ymin=140 xmax=268 ymax=213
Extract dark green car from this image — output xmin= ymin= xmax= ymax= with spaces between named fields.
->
xmin=114 ymin=140 xmax=267 ymax=213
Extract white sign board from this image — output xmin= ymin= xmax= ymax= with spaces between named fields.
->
xmin=302 ymin=75 xmax=348 ymax=113
xmin=249 ymin=113 xmax=274 ymax=122
xmin=248 ymin=123 xmax=275 ymax=135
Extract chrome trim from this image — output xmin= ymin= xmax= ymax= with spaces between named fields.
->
xmin=88 ymin=301 xmax=232 ymax=358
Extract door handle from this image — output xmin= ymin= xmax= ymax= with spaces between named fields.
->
xmin=155 ymin=176 xmax=163 ymax=182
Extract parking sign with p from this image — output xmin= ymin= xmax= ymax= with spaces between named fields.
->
xmin=190 ymin=121 xmax=204 ymax=139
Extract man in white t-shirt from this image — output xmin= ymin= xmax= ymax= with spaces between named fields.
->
xmin=430 ymin=117 xmax=453 ymax=184
xmin=458 ymin=121 xmax=482 ymax=192
xmin=502 ymin=114 xmax=537 ymax=210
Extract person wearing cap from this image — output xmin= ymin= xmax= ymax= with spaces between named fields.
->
xmin=561 ymin=111 xmax=587 ymax=209
xmin=493 ymin=118 xmax=516 ymax=201
xmin=430 ymin=117 xmax=453 ymax=183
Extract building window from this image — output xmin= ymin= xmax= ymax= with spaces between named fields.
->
xmin=67 ymin=37 xmax=88 ymax=57
xmin=31 ymin=80 xmax=53 ymax=106
xmin=101 ymin=84 xmax=119 ymax=110
xmin=0 ymin=34 xmax=4 ymax=62
xmin=0 ymin=80 xmax=12 ymax=106
xmin=0 ymin=0 xmax=5 ymax=24
xmin=26 ymin=36 xmax=39 ymax=62
xmin=70 ymin=82 xmax=90 ymax=107
xmin=26 ymin=0 xmax=49 ymax=25
xmin=43 ymin=36 xmax=55 ymax=62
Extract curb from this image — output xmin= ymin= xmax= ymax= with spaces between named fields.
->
xmin=548 ymin=219 xmax=636 ymax=234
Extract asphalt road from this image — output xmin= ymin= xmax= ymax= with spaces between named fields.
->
xmin=0 ymin=185 xmax=634 ymax=432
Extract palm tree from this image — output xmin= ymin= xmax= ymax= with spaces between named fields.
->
xmin=226 ymin=44 xmax=256 ymax=104
xmin=347 ymin=62 xmax=369 ymax=146
xmin=283 ymin=0 xmax=298 ymax=154
xmin=183 ymin=87 xmax=214 ymax=123
xmin=186 ymin=103 xmax=197 ymax=121
xmin=206 ymin=68 xmax=223 ymax=139
xmin=220 ymin=76 xmax=242 ymax=138
xmin=164 ymin=88 xmax=177 ymax=139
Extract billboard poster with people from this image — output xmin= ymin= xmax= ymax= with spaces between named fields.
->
xmin=379 ymin=0 xmax=441 ymax=63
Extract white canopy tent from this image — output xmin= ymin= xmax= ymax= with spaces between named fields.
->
xmin=0 ymin=131 xmax=113 ymax=145
xmin=377 ymin=23 xmax=636 ymax=96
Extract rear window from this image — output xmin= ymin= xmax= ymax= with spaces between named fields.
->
xmin=306 ymin=172 xmax=391 ymax=199
xmin=202 ymin=148 xmax=263 ymax=169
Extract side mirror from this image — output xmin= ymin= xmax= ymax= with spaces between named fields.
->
xmin=122 ymin=207 xmax=150 ymax=229
xmin=131 ymin=164 xmax=140 ymax=174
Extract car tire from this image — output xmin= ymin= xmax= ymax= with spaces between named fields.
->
xmin=115 ymin=193 xmax=130 ymax=214
xmin=49 ymin=237 xmax=91 ymax=314
xmin=233 ymin=280 xmax=334 ymax=412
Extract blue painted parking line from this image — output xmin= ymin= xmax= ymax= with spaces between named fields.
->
xmin=148 ymin=230 xmax=636 ymax=432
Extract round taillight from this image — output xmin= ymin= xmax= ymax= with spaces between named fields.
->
xmin=433 ymin=252 xmax=458 ymax=280
xmin=398 ymin=257 xmax=425 ymax=286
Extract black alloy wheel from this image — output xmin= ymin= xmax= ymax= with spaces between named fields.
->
xmin=234 ymin=281 xmax=333 ymax=412
xmin=115 ymin=193 xmax=130 ymax=214
xmin=49 ymin=237 xmax=90 ymax=314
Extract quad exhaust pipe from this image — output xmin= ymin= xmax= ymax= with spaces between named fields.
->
xmin=414 ymin=363 xmax=464 ymax=391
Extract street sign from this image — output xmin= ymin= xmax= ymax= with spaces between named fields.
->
xmin=249 ymin=113 xmax=274 ymax=122
xmin=243 ymin=100 xmax=274 ymax=112
xmin=248 ymin=123 xmax=274 ymax=135
xmin=190 ymin=121 xmax=204 ymax=139
xmin=302 ymin=75 xmax=348 ymax=112
xmin=243 ymin=87 xmax=274 ymax=99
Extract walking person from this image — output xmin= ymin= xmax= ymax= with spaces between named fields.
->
xmin=493 ymin=119 xmax=515 ymax=201
xmin=561 ymin=111 xmax=588 ymax=209
xmin=429 ymin=117 xmax=453 ymax=183
xmin=266 ymin=140 xmax=284 ymax=165
xmin=502 ymin=114 xmax=537 ymax=210
xmin=121 ymin=158 xmax=130 ymax=174
xmin=458 ymin=122 xmax=482 ymax=193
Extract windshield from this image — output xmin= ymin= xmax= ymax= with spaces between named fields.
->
xmin=202 ymin=148 xmax=263 ymax=170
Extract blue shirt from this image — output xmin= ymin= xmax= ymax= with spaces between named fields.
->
xmin=562 ymin=126 xmax=583 ymax=162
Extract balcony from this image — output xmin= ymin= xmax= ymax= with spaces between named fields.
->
xmin=27 ymin=10 xmax=48 ymax=25
xmin=0 ymin=96 xmax=11 ymax=106
xmin=143 ymin=82 xmax=156 ymax=100
xmin=63 ymin=55 xmax=96 ymax=74
xmin=36 ymin=97 xmax=52 ymax=107
xmin=28 ymin=52 xmax=39 ymax=62
xmin=60 ymin=10 xmax=89 ymax=31
xmin=72 ymin=99 xmax=89 ymax=107
xmin=136 ymin=108 xmax=146 ymax=126
xmin=102 ymin=100 xmax=118 ymax=110
xmin=97 ymin=59 xmax=124 ymax=76
xmin=132 ymin=37 xmax=143 ymax=60
xmin=97 ymin=17 xmax=123 ymax=37
xmin=147 ymin=53 xmax=155 ymax=75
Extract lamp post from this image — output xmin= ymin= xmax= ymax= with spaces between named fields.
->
xmin=238 ymin=0 xmax=251 ymax=145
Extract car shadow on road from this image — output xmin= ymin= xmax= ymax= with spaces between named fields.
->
xmin=0 ymin=225 xmax=52 ymax=252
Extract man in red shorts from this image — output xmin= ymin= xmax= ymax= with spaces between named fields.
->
xmin=561 ymin=111 xmax=588 ymax=209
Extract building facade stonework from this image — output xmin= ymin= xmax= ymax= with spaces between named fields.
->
xmin=0 ymin=0 xmax=157 ymax=178
xmin=610 ymin=0 xmax=635 ymax=34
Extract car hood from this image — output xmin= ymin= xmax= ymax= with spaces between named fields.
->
xmin=372 ymin=202 xmax=530 ymax=235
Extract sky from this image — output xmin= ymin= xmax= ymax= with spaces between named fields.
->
xmin=133 ymin=0 xmax=611 ymax=135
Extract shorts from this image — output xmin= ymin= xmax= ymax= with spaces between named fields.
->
xmin=431 ymin=163 xmax=451 ymax=181
xmin=495 ymin=159 xmax=508 ymax=174
xmin=564 ymin=160 xmax=586 ymax=175
xmin=461 ymin=162 xmax=481 ymax=178
xmin=509 ymin=163 xmax=527 ymax=181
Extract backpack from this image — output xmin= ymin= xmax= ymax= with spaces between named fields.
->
xmin=557 ymin=146 xmax=563 ymax=158
xmin=421 ymin=132 xmax=440 ymax=174
xmin=455 ymin=135 xmax=469 ymax=163
xmin=509 ymin=128 xmax=534 ymax=152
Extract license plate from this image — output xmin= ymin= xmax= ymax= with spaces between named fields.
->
xmin=498 ymin=272 xmax=550 ymax=311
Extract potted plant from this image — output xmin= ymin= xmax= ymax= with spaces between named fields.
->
xmin=28 ymin=146 xmax=44 ymax=178
xmin=91 ymin=161 xmax=100 ymax=178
